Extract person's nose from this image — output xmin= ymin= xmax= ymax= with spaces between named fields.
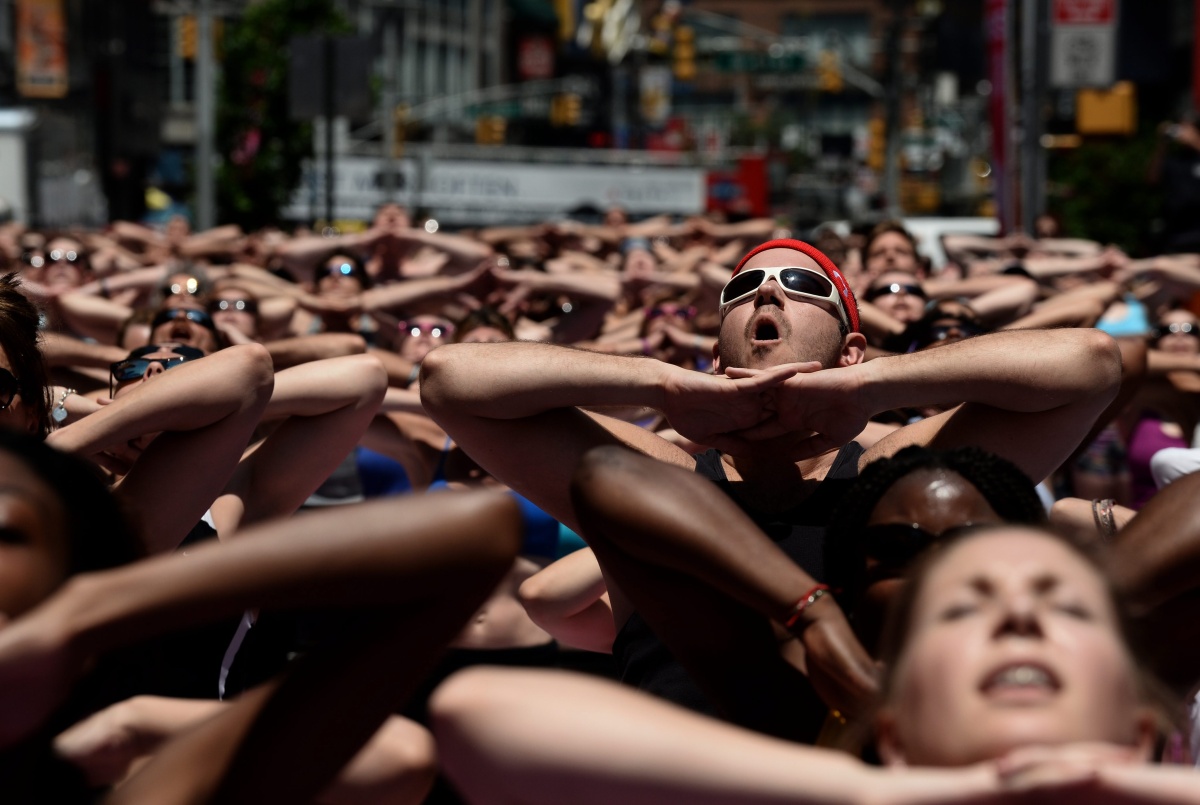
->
xmin=753 ymin=278 xmax=786 ymax=307
xmin=992 ymin=592 xmax=1044 ymax=640
xmin=142 ymin=361 xmax=167 ymax=381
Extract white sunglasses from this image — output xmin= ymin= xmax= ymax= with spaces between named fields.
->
xmin=719 ymin=265 xmax=850 ymax=330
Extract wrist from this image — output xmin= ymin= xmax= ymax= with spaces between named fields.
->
xmin=784 ymin=584 xmax=832 ymax=635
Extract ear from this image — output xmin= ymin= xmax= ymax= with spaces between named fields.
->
xmin=711 ymin=341 xmax=722 ymax=374
xmin=874 ymin=707 xmax=909 ymax=767
xmin=838 ymin=331 xmax=867 ymax=367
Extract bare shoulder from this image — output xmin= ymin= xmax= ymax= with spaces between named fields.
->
xmin=858 ymin=409 xmax=953 ymax=469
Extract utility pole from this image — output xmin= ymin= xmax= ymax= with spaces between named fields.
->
xmin=1020 ymin=0 xmax=1047 ymax=233
xmin=381 ymin=7 xmax=399 ymax=201
xmin=882 ymin=0 xmax=906 ymax=217
xmin=195 ymin=0 xmax=215 ymax=229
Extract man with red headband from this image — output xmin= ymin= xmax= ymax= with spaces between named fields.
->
xmin=421 ymin=238 xmax=1120 ymax=740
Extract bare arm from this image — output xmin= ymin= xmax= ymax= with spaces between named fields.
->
xmin=420 ymin=341 xmax=790 ymax=530
xmin=219 ymin=353 xmax=386 ymax=531
xmin=40 ymin=332 xmax=128 ymax=369
xmin=262 ymin=332 xmax=366 ymax=370
xmin=517 ymin=547 xmax=614 ymax=653
xmin=46 ymin=344 xmax=275 ymax=553
xmin=432 ymin=667 xmax=1000 ymax=805
xmin=56 ymin=695 xmax=437 ymax=805
xmin=0 ymin=491 xmax=520 ymax=804
xmin=756 ymin=329 xmax=1124 ymax=481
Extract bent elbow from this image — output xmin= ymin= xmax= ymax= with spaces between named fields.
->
xmin=416 ymin=343 xmax=459 ymax=413
xmin=1085 ymin=328 xmax=1123 ymax=400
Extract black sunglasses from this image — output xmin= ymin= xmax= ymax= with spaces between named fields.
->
xmin=210 ymin=298 xmax=258 ymax=315
xmin=865 ymin=282 xmax=926 ymax=302
xmin=928 ymin=319 xmax=983 ymax=342
xmin=0 ymin=367 xmax=20 ymax=410
xmin=109 ymin=346 xmax=205 ymax=395
xmin=152 ymin=308 xmax=216 ymax=331
xmin=1153 ymin=321 xmax=1199 ymax=340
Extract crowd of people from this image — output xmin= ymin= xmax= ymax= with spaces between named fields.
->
xmin=4 ymin=202 xmax=1200 ymax=801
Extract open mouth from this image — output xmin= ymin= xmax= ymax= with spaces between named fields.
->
xmin=752 ymin=318 xmax=780 ymax=343
xmin=979 ymin=662 xmax=1060 ymax=701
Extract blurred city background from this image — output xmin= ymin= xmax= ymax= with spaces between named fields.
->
xmin=0 ymin=0 xmax=1191 ymax=253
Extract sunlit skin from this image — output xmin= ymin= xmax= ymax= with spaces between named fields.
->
xmin=42 ymin=237 xmax=87 ymax=290
xmin=210 ymin=293 xmax=259 ymax=340
xmin=856 ymin=470 xmax=1004 ymax=651
xmin=865 ymin=231 xmax=920 ymax=278
xmin=869 ymin=271 xmax=926 ymax=324
xmin=150 ymin=303 xmax=218 ymax=355
xmin=459 ymin=326 xmax=510 ymax=345
xmin=715 ymin=248 xmax=864 ymax=372
xmin=877 ymin=529 xmax=1154 ymax=767
xmin=399 ymin=316 xmax=455 ymax=364
xmin=0 ymin=452 xmax=71 ymax=620
xmin=1154 ymin=309 xmax=1200 ymax=356
xmin=318 ymin=254 xmax=366 ymax=298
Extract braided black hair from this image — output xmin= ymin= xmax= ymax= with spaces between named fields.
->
xmin=826 ymin=445 xmax=1046 ymax=603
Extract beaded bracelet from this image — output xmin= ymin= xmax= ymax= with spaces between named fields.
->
xmin=784 ymin=584 xmax=831 ymax=630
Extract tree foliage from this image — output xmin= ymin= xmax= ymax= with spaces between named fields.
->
xmin=1046 ymin=131 xmax=1161 ymax=256
xmin=216 ymin=0 xmax=349 ymax=229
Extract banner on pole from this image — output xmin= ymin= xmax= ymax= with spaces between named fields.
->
xmin=16 ymin=0 xmax=68 ymax=99
xmin=1050 ymin=0 xmax=1117 ymax=88
xmin=985 ymin=0 xmax=1012 ymax=232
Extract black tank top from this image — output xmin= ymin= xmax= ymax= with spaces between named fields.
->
xmin=610 ymin=442 xmax=864 ymax=736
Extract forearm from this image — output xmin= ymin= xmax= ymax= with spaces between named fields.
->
xmin=379 ymin=386 xmax=426 ymax=414
xmin=400 ymin=229 xmax=491 ymax=264
xmin=433 ymin=667 xmax=966 ymax=805
xmin=46 ymin=344 xmax=274 ymax=455
xmin=262 ymin=354 xmax=385 ymax=419
xmin=509 ymin=270 xmax=622 ymax=303
xmin=1022 ymin=254 xmax=1108 ymax=278
xmin=264 ymin=333 xmax=366 ymax=370
xmin=1145 ymin=349 xmax=1200 ymax=376
xmin=360 ymin=275 xmax=465 ymax=313
xmin=1095 ymin=763 xmax=1200 ymax=803
xmin=420 ymin=342 xmax=671 ymax=420
xmin=60 ymin=491 xmax=519 ymax=659
xmin=860 ymin=328 xmax=1121 ymax=416
xmin=40 ymin=332 xmax=127 ymax=368
xmin=1107 ymin=472 xmax=1200 ymax=608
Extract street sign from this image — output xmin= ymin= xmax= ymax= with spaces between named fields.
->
xmin=1050 ymin=0 xmax=1117 ymax=88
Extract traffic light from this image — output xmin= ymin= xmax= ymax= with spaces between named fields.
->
xmin=475 ymin=116 xmax=506 ymax=145
xmin=1076 ymin=81 xmax=1136 ymax=136
xmin=867 ymin=118 xmax=885 ymax=170
xmin=179 ymin=15 xmax=197 ymax=59
xmin=550 ymin=95 xmax=581 ymax=127
xmin=673 ymin=25 xmax=696 ymax=81
xmin=817 ymin=51 xmax=843 ymax=93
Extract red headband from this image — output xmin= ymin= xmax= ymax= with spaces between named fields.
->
xmin=731 ymin=238 xmax=860 ymax=333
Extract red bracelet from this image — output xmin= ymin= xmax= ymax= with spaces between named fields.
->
xmin=784 ymin=584 xmax=831 ymax=630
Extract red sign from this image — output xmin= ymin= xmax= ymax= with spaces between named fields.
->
xmin=517 ymin=36 xmax=555 ymax=81
xmin=706 ymin=156 xmax=768 ymax=218
xmin=1053 ymin=0 xmax=1115 ymax=25
xmin=985 ymin=0 xmax=1012 ymax=232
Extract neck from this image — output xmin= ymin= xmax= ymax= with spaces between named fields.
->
xmin=720 ymin=447 xmax=840 ymax=512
